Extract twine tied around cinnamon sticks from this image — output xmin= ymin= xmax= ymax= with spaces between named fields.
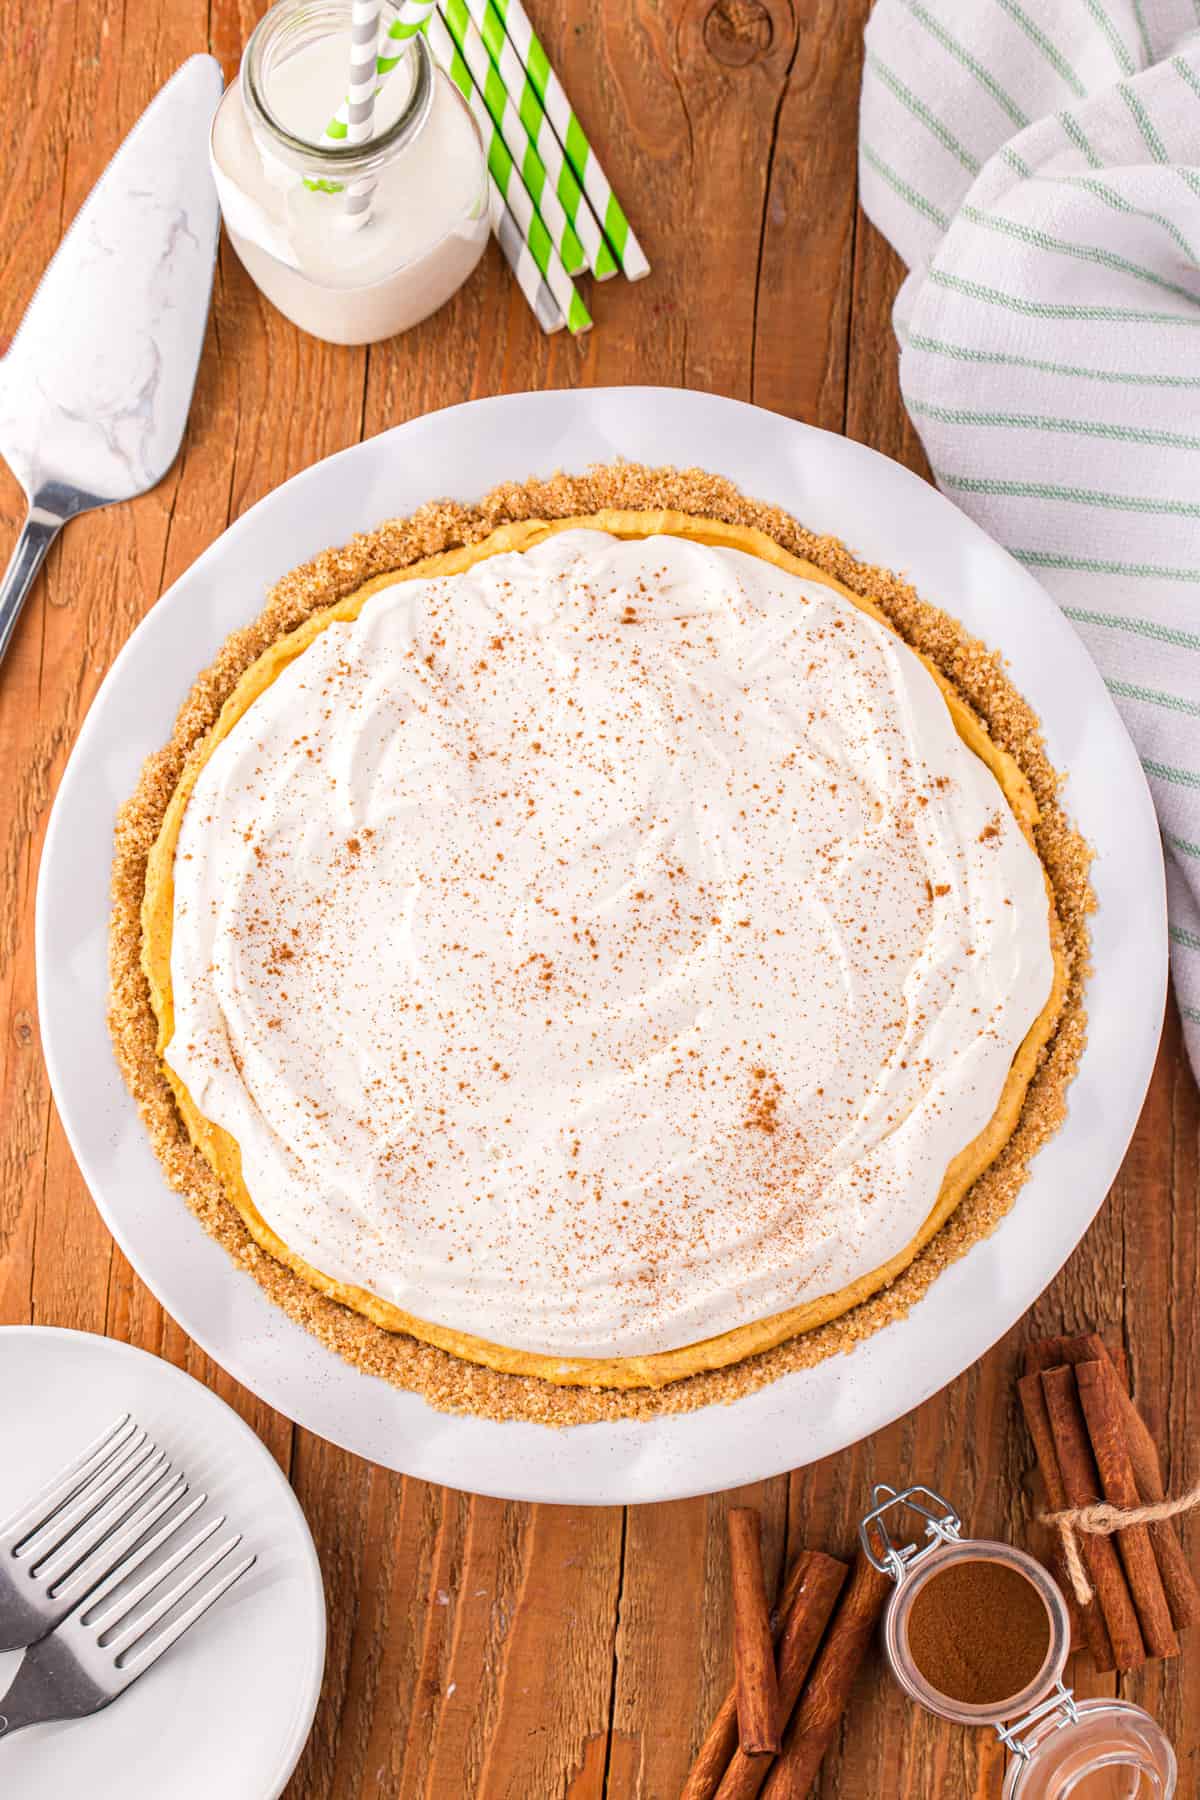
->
xmin=1018 ymin=1331 xmax=1200 ymax=1673
xmin=1040 ymin=1480 xmax=1200 ymax=1608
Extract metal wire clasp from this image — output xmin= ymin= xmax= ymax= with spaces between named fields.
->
xmin=859 ymin=1483 xmax=963 ymax=1585
xmin=995 ymin=1682 xmax=1080 ymax=1762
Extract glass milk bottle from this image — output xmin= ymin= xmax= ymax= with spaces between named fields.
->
xmin=210 ymin=0 xmax=489 ymax=345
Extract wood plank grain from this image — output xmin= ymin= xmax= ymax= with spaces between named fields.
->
xmin=751 ymin=0 xmax=864 ymax=421
xmin=285 ymin=1448 xmax=623 ymax=1799
xmin=0 ymin=0 xmax=109 ymax=1334
xmin=0 ymin=5 xmax=1196 ymax=1799
xmin=465 ymin=1503 xmax=622 ymax=1798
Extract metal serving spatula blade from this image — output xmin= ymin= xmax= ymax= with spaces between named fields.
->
xmin=0 ymin=55 xmax=223 ymax=668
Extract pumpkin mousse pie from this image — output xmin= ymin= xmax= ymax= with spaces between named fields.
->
xmin=110 ymin=468 xmax=1091 ymax=1424
xmin=123 ymin=491 xmax=1072 ymax=1399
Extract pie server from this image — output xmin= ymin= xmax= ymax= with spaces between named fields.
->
xmin=0 ymin=55 xmax=223 ymax=669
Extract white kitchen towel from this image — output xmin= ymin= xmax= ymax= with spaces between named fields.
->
xmin=859 ymin=0 xmax=1200 ymax=1074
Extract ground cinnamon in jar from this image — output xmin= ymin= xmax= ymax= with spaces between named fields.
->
xmin=905 ymin=1558 xmax=1052 ymax=1705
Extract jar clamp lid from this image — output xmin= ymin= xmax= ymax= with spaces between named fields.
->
xmin=861 ymin=1484 xmax=1177 ymax=1797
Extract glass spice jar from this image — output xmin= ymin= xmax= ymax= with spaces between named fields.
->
xmin=862 ymin=1485 xmax=1177 ymax=1799
xmin=209 ymin=0 xmax=489 ymax=345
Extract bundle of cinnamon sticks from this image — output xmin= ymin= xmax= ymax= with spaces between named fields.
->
xmin=1018 ymin=1331 xmax=1199 ymax=1672
xmin=681 ymin=1509 xmax=891 ymax=1800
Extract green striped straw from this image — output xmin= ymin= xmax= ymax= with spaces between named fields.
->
xmin=304 ymin=0 xmax=434 ymax=191
xmin=464 ymin=0 xmax=616 ymax=279
xmin=491 ymin=0 xmax=649 ymax=280
xmin=438 ymin=0 xmax=587 ymax=276
xmin=488 ymin=181 xmax=562 ymax=332
xmin=421 ymin=5 xmax=590 ymax=331
xmin=376 ymin=0 xmax=434 ymax=72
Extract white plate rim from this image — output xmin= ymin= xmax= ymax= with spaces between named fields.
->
xmin=0 ymin=1323 xmax=326 ymax=1798
xmin=35 ymin=386 xmax=1167 ymax=1505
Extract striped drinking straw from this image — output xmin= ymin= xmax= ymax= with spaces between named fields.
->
xmin=464 ymin=0 xmax=617 ymax=279
xmin=421 ymin=5 xmax=590 ymax=331
xmin=377 ymin=0 xmax=434 ymax=70
xmin=439 ymin=0 xmax=588 ymax=275
xmin=304 ymin=0 xmax=432 ymax=191
xmin=342 ymin=0 xmax=384 ymax=227
xmin=489 ymin=183 xmax=562 ymax=333
xmin=490 ymin=0 xmax=650 ymax=279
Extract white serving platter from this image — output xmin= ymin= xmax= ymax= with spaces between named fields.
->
xmin=36 ymin=388 xmax=1166 ymax=1504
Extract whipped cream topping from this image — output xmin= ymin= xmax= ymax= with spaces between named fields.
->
xmin=166 ymin=530 xmax=1054 ymax=1359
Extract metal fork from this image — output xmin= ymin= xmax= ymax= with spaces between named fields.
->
xmin=0 ymin=1414 xmax=192 ymax=1652
xmin=0 ymin=1464 xmax=254 ymax=1738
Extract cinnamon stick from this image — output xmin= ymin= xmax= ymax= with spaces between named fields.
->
xmin=682 ymin=1553 xmax=817 ymax=1800
xmin=714 ymin=1553 xmax=847 ymax=1800
xmin=681 ymin=1691 xmax=741 ymax=1800
xmin=728 ymin=1509 xmax=780 ymax=1755
xmin=1017 ymin=1371 xmax=1116 ymax=1671
xmin=1041 ymin=1366 xmax=1146 ymax=1671
xmin=759 ymin=1549 xmax=891 ymax=1800
xmin=1029 ymin=1336 xmax=1157 ymax=1486
xmin=1027 ymin=1333 xmax=1199 ymax=1628
xmin=1075 ymin=1359 xmax=1179 ymax=1660
xmin=1029 ymin=1339 xmax=1122 ymax=1375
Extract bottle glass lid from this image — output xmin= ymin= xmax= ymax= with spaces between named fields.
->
xmin=1002 ymin=1696 xmax=1176 ymax=1798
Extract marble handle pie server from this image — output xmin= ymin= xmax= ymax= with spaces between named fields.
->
xmin=0 ymin=56 xmax=222 ymax=670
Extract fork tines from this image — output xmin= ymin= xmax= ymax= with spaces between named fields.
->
xmin=0 ymin=1414 xmax=257 ymax=1727
xmin=3 ymin=1417 xmax=192 ymax=1606
xmin=78 ymin=1496 xmax=255 ymax=1680
xmin=1 ymin=1413 xmax=139 ymax=1553
xmin=0 ymin=1412 xmax=251 ymax=1660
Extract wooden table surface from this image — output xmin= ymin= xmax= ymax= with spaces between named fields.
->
xmin=2 ymin=1 xmax=1198 ymax=1794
